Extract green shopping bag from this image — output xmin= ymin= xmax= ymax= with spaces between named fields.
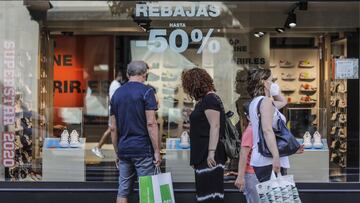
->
xmin=139 ymin=168 xmax=175 ymax=203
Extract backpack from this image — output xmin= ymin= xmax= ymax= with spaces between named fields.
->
xmin=214 ymin=95 xmax=241 ymax=159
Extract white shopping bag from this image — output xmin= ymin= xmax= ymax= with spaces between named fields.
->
xmin=139 ymin=167 xmax=175 ymax=203
xmin=256 ymin=171 xmax=301 ymax=203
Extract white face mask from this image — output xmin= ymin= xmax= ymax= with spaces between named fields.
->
xmin=270 ymin=82 xmax=280 ymax=96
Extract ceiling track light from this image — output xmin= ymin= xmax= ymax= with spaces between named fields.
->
xmin=275 ymin=28 xmax=285 ymax=33
xmin=285 ymin=12 xmax=297 ymax=28
xmin=254 ymin=32 xmax=266 ymax=38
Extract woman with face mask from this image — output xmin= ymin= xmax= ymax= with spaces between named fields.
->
xmin=246 ymin=67 xmax=304 ymax=183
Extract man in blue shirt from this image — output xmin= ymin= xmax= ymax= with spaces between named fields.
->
xmin=110 ymin=61 xmax=160 ymax=203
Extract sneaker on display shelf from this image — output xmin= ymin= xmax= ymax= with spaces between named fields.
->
xmin=299 ymin=72 xmax=316 ymax=80
xmin=298 ymin=60 xmax=314 ymax=68
xmin=338 ymin=99 xmax=347 ymax=108
xmin=300 ymin=83 xmax=317 ymax=92
xmin=70 ymin=130 xmax=81 ymax=148
xmin=330 ymin=97 xmax=338 ymax=107
xmin=269 ymin=63 xmax=277 ymax=68
xmin=330 ymin=82 xmax=336 ymax=93
xmin=337 ymin=82 xmax=347 ymax=93
xmin=303 ymin=131 xmax=312 ymax=149
xmin=313 ymin=131 xmax=324 ymax=149
xmin=339 ymin=142 xmax=347 ymax=153
xmin=59 ymin=129 xmax=70 ymax=148
xmin=279 ymin=60 xmax=294 ymax=68
xmin=179 ymin=131 xmax=190 ymax=149
xmin=339 ymin=128 xmax=346 ymax=139
xmin=330 ymin=126 xmax=338 ymax=135
xmin=300 ymin=96 xmax=316 ymax=104
xmin=281 ymin=73 xmax=296 ymax=81
xmin=91 ymin=147 xmax=105 ymax=158
xmin=147 ymin=72 xmax=160 ymax=81
xmin=339 ymin=114 xmax=347 ymax=124
xmin=281 ymin=87 xmax=296 ymax=93
xmin=331 ymin=112 xmax=340 ymax=121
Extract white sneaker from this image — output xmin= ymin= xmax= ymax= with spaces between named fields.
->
xmin=313 ymin=131 xmax=324 ymax=149
xmin=92 ymin=147 xmax=105 ymax=158
xmin=303 ymin=131 xmax=312 ymax=149
xmin=59 ymin=130 xmax=70 ymax=148
xmin=179 ymin=131 xmax=190 ymax=148
xmin=70 ymin=130 xmax=81 ymax=148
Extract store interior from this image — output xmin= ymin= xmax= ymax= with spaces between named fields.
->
xmin=6 ymin=1 xmax=359 ymax=183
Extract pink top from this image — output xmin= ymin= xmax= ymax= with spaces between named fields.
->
xmin=241 ymin=123 xmax=255 ymax=174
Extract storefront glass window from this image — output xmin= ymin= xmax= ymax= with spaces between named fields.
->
xmin=1 ymin=1 xmax=359 ymax=183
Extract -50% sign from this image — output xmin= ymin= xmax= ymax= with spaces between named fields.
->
xmin=139 ymin=28 xmax=220 ymax=54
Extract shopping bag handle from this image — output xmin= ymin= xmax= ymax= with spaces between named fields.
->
xmin=154 ymin=166 xmax=161 ymax=175
xmin=271 ymin=171 xmax=282 ymax=180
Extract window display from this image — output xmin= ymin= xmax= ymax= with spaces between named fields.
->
xmin=0 ymin=1 xmax=359 ymax=186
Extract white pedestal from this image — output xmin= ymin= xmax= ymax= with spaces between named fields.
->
xmin=42 ymin=138 xmax=86 ymax=182
xmin=165 ymin=138 xmax=194 ymax=182
xmin=288 ymin=139 xmax=329 ymax=182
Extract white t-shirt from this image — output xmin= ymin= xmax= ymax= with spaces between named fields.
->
xmin=109 ymin=80 xmax=121 ymax=100
xmin=249 ymin=96 xmax=290 ymax=168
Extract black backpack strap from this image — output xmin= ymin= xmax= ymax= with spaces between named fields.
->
xmin=257 ymin=98 xmax=265 ymax=119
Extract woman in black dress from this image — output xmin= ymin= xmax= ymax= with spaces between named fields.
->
xmin=181 ymin=68 xmax=226 ymax=203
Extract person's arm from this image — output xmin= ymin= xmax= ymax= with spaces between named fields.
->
xmin=110 ymin=115 xmax=118 ymax=154
xmin=235 ymin=146 xmax=251 ymax=190
xmin=260 ymin=97 xmax=281 ymax=172
xmin=272 ymin=93 xmax=287 ymax=109
xmin=145 ymin=110 xmax=161 ymax=167
xmin=204 ymin=109 xmax=220 ymax=168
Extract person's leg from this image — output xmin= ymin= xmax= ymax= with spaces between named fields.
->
xmin=133 ymin=156 xmax=155 ymax=177
xmin=194 ymin=162 xmax=224 ymax=203
xmin=244 ymin=173 xmax=261 ymax=203
xmin=97 ymin=127 xmax=111 ymax=148
xmin=117 ymin=158 xmax=136 ymax=203
xmin=253 ymin=165 xmax=273 ymax=182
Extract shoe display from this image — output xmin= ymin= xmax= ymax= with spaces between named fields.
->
xmin=330 ymin=97 xmax=338 ymax=107
xmin=270 ymin=63 xmax=277 ymax=68
xmin=183 ymin=120 xmax=190 ymax=129
xmin=163 ymin=120 xmax=179 ymax=129
xmin=300 ymin=96 xmax=316 ymax=104
xmin=151 ymin=62 xmax=160 ymax=69
xmin=330 ymin=140 xmax=340 ymax=150
xmin=339 ymin=142 xmax=347 ymax=153
xmin=41 ymin=86 xmax=47 ymax=94
xmin=298 ymin=60 xmax=314 ymax=68
xmin=70 ymin=130 xmax=81 ymax=148
xmin=313 ymin=131 xmax=324 ymax=149
xmin=303 ymin=131 xmax=312 ymax=149
xmin=179 ymin=131 xmax=190 ymax=148
xmin=183 ymin=97 xmax=194 ymax=106
xmin=279 ymin=60 xmax=294 ymax=68
xmin=162 ymin=83 xmax=179 ymax=95
xmin=163 ymin=96 xmax=179 ymax=107
xmin=299 ymin=72 xmax=316 ymax=81
xmin=161 ymin=71 xmax=178 ymax=81
xmin=281 ymin=73 xmax=296 ymax=81
xmin=92 ymin=147 xmax=105 ymax=158
xmin=300 ymin=83 xmax=317 ymax=92
xmin=339 ymin=114 xmax=347 ymax=124
xmin=330 ymin=82 xmax=336 ymax=93
xmin=281 ymin=87 xmax=296 ymax=93
xmin=59 ymin=130 xmax=70 ymax=148
xmin=41 ymin=71 xmax=47 ymax=78
xmin=338 ymin=99 xmax=347 ymax=108
xmin=147 ymin=72 xmax=160 ymax=81
xmin=337 ymin=82 xmax=347 ymax=93
xmin=331 ymin=112 xmax=340 ymax=121
xmin=15 ymin=118 xmax=23 ymax=131
xmin=339 ymin=128 xmax=346 ymax=138
xmin=330 ymin=126 xmax=338 ymax=135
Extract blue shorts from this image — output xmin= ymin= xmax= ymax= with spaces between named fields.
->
xmin=117 ymin=156 xmax=155 ymax=198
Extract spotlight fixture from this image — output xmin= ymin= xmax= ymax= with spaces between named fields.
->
xmin=285 ymin=12 xmax=297 ymax=28
xmin=254 ymin=32 xmax=266 ymax=38
xmin=275 ymin=28 xmax=285 ymax=33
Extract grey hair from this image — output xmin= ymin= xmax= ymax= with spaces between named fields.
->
xmin=127 ymin=61 xmax=148 ymax=77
